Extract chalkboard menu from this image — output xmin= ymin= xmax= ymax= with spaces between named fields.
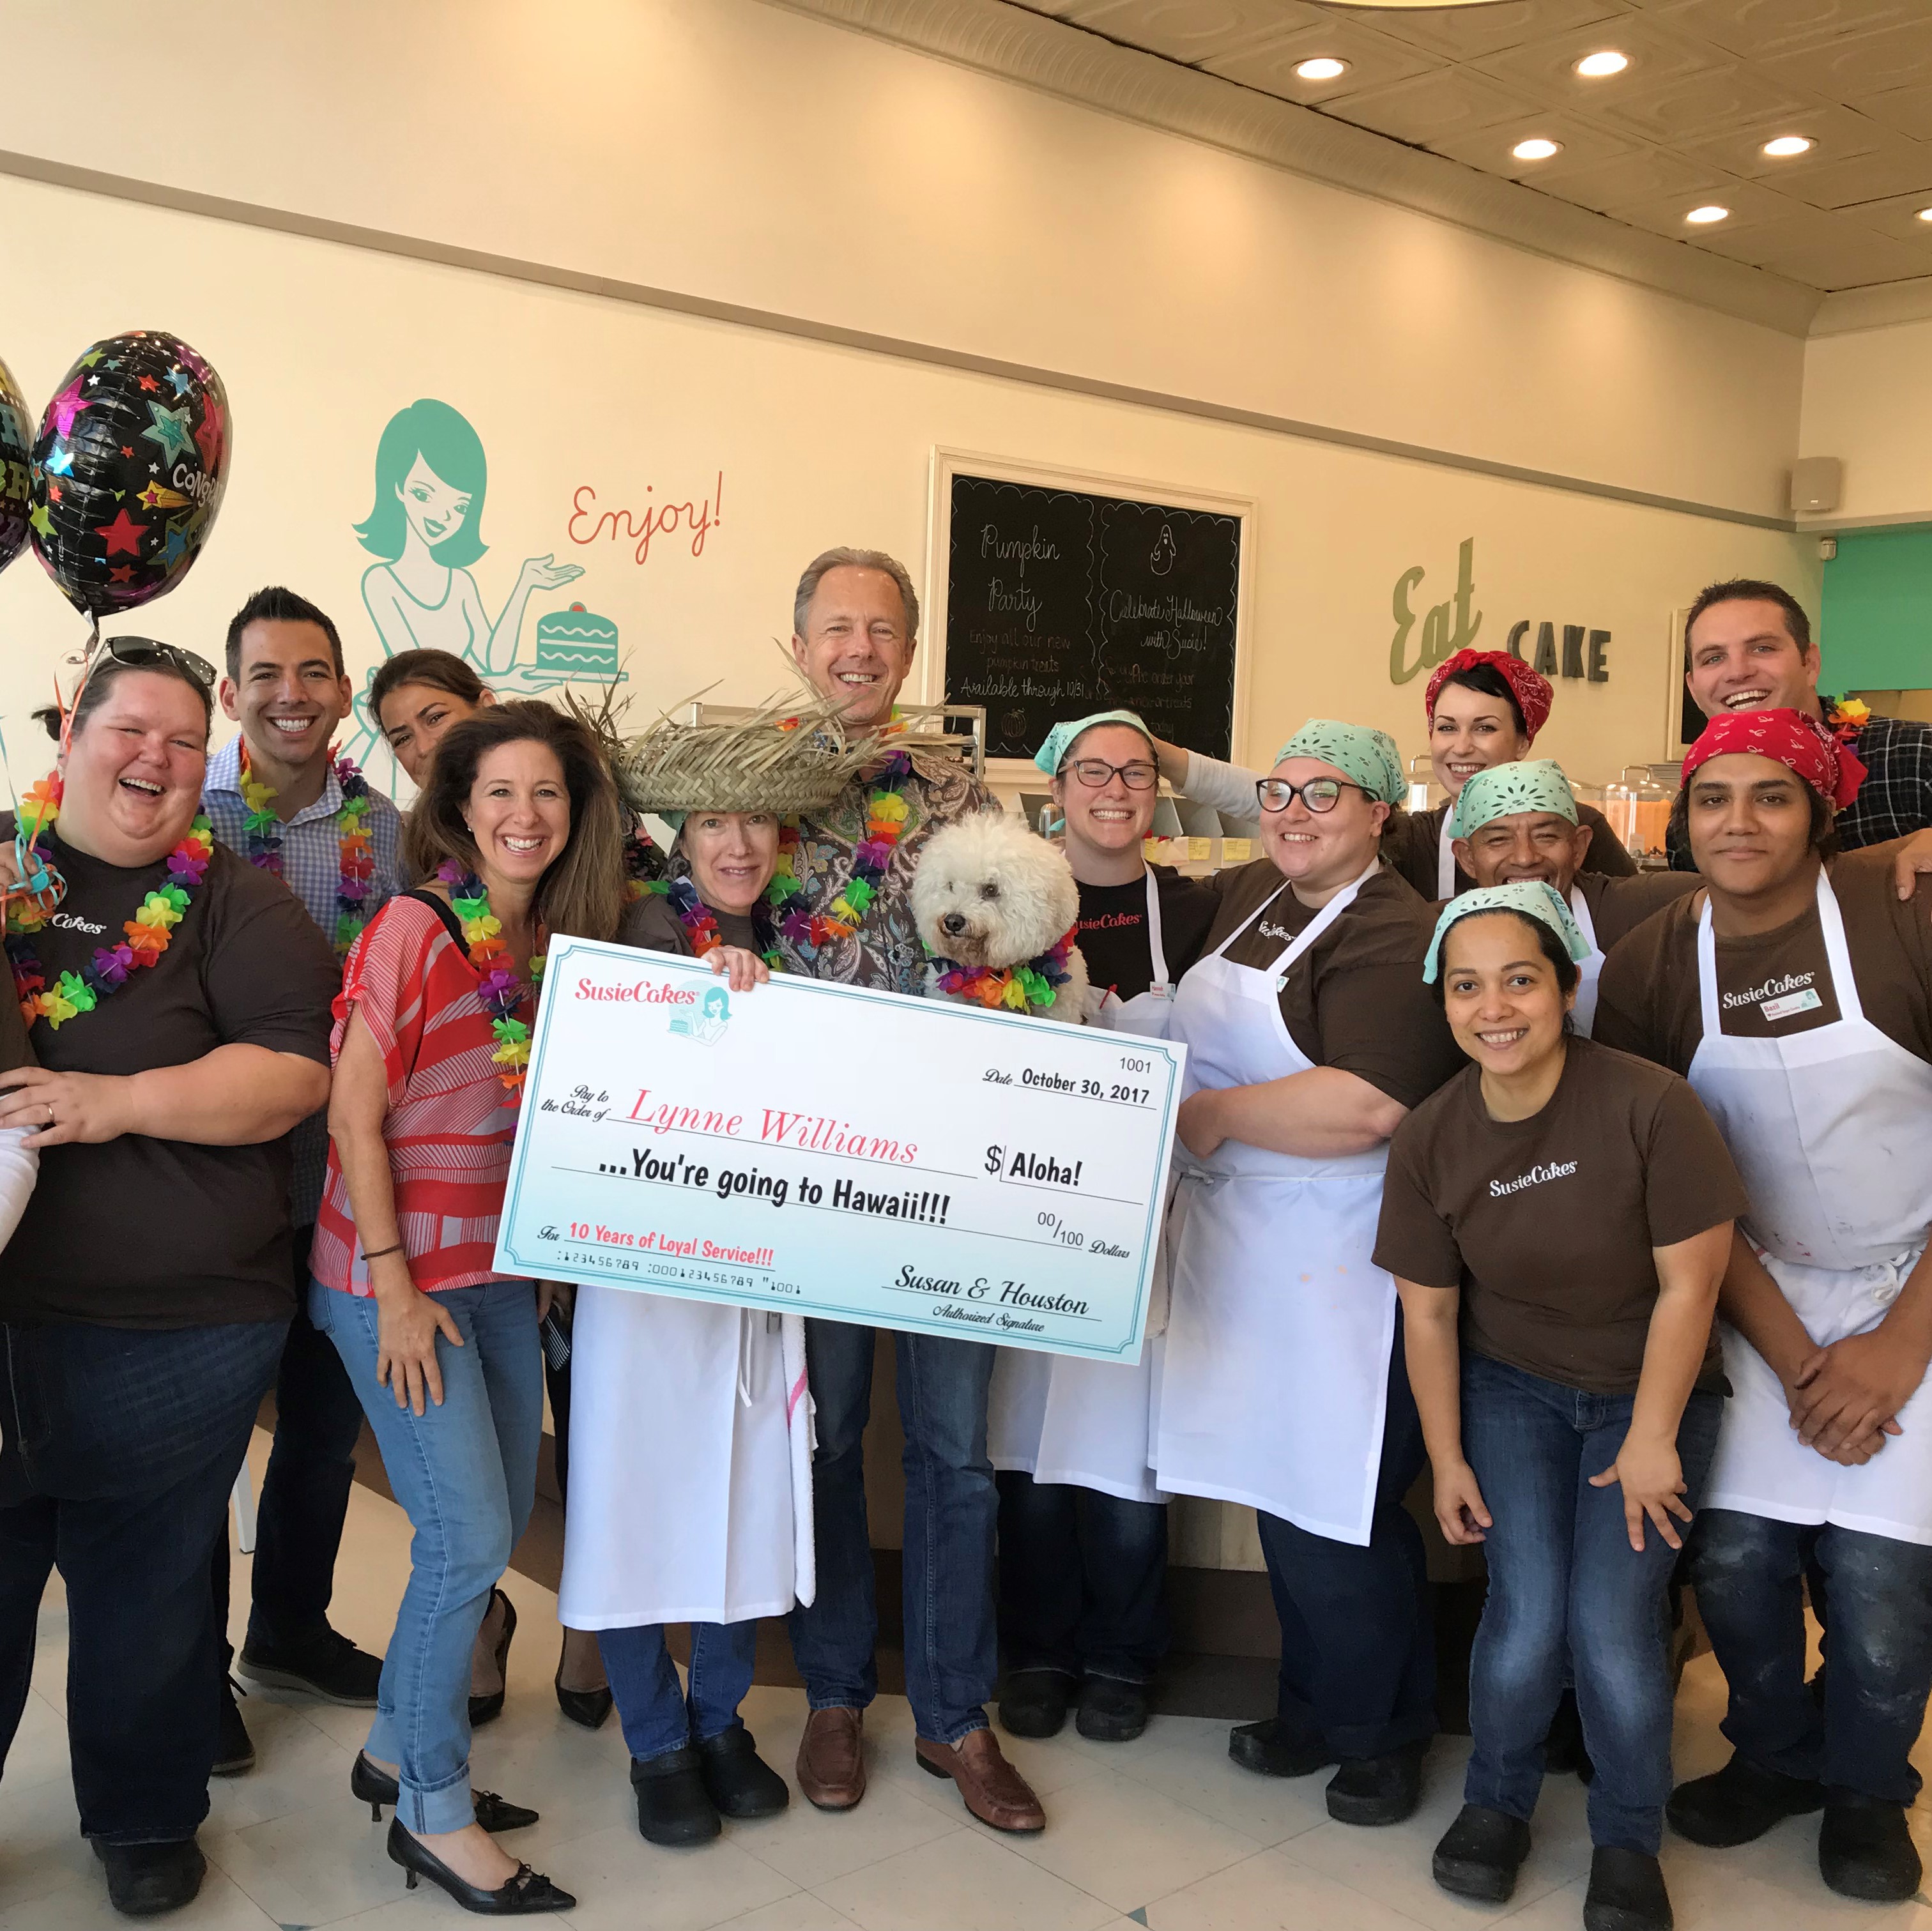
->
xmin=942 ymin=472 xmax=1242 ymax=761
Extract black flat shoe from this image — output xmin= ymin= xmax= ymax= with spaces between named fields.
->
xmin=1584 ymin=1845 xmax=1672 ymax=1931
xmin=1818 ymin=1793 xmax=1923 ymax=1902
xmin=998 ymin=1668 xmax=1073 ymax=1739
xmin=1077 ymin=1676 xmax=1149 ymax=1743
xmin=469 ymin=1587 xmax=518 ymax=1729
xmin=631 ymin=1744 xmax=722 ymax=1845
xmin=554 ymin=1640 xmax=613 ymax=1730
xmin=1326 ymin=1738 xmax=1427 ymax=1826
xmin=351 ymin=1752 xmax=539 ymax=1832
xmin=213 ymin=1678 xmax=255 ymax=1778
xmin=240 ymin=1626 xmax=383 ymax=1707
xmin=1228 ymin=1716 xmax=1335 ymax=1779
xmin=1433 ymin=1803 xmax=1531 ymax=1903
xmin=386 ymin=1819 xmax=573 ymax=1915
xmin=1666 ymin=1752 xmax=1823 ymax=1847
xmin=697 ymin=1725 xmax=790 ymax=1819
xmin=92 ymin=1837 xmax=206 ymax=1917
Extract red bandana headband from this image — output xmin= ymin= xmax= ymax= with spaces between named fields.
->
xmin=1680 ymin=707 xmax=1866 ymax=811
xmin=1423 ymin=648 xmax=1553 ymax=743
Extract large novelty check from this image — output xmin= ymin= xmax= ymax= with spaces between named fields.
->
xmin=494 ymin=936 xmax=1188 ymax=1359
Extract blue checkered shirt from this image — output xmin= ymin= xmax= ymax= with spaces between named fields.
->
xmin=203 ymin=735 xmax=404 ymax=1226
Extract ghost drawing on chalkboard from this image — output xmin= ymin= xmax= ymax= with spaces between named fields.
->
xmin=1149 ymin=524 xmax=1177 ymax=577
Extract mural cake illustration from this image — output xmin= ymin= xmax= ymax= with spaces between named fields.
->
xmin=535 ymin=601 xmax=620 ymax=677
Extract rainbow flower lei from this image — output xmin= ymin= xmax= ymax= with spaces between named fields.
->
xmin=437 ymin=860 xmax=545 ymax=1098
xmin=1826 ymin=696 xmax=1872 ymax=744
xmin=767 ymin=749 xmax=912 ymax=959
xmin=240 ymin=742 xmax=378 ymax=956
xmin=645 ymin=874 xmax=783 ymax=971
xmin=5 ymin=777 xmax=216 ymax=1031
xmin=931 ymin=925 xmax=1078 ymax=1014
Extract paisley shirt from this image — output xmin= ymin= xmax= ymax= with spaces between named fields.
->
xmin=772 ymin=747 xmax=988 ymax=994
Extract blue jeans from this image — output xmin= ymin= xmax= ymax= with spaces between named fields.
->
xmin=786 ymin=1321 xmax=997 ymax=1744
xmin=0 ymin=1317 xmax=287 ymax=1842
xmin=1255 ymin=1335 xmax=1436 ymax=1762
xmin=1690 ymin=1509 xmax=1932 ymax=1806
xmin=600 ymin=1620 xmax=759 ymax=1763
xmin=1460 ymin=1352 xmax=1724 ymax=1854
xmin=997 ymin=1471 xmax=1168 ymax=1684
xmin=311 ymin=1278 xmax=542 ymax=1835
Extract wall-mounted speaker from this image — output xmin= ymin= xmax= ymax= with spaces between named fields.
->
xmin=1791 ymin=457 xmax=1843 ymax=516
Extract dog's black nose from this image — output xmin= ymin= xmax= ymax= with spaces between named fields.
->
xmin=940 ymin=912 xmax=969 ymax=937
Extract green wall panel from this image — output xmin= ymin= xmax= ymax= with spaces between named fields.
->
xmin=1821 ymin=528 xmax=1932 ymax=691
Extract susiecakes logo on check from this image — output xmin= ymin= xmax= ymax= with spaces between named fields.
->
xmin=668 ymin=984 xmax=731 ymax=1046
xmin=1490 ymin=1159 xmax=1579 ymax=1198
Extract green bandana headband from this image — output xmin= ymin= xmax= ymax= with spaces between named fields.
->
xmin=1273 ymin=720 xmax=1406 ymax=807
xmin=1423 ymin=881 xmax=1591 ymax=984
xmin=1448 ymin=760 xmax=1579 ymax=841
xmin=1033 ymin=710 xmax=1156 ymax=777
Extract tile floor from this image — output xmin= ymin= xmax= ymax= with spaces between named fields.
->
xmin=3 ymin=1429 xmax=1928 ymax=1930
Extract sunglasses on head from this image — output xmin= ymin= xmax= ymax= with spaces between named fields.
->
xmin=90 ymin=636 xmax=217 ymax=690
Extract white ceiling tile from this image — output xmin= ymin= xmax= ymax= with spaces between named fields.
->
xmin=1200 ymin=18 xmax=1439 ymax=102
xmin=1690 ymin=208 xmax=1932 ymax=286
xmin=1756 ymin=17 xmax=1932 ymax=98
xmin=1585 ymin=61 xmax=1828 ymax=141
xmin=1838 ymin=185 xmax=1932 ymax=241
xmin=1339 ymin=0 xmax=1634 ymax=65
xmin=1524 ymin=146 xmax=1736 ymax=211
xmin=1777 ymin=138 xmax=1932 ymax=208
xmin=1057 ymin=0 xmax=1321 ymax=63
xmin=1317 ymin=67 xmax=1549 ymax=145
xmin=1427 ymin=112 xmax=1642 ymax=181
xmin=1862 ymin=82 xmax=1932 ymax=140
xmin=1471 ymin=14 xmax=1724 ymax=100
xmin=1646 ymin=0 xmax=1927 ymax=59
xmin=1671 ymin=103 xmax=1889 ymax=177
xmin=1601 ymin=176 xmax=1813 ymax=237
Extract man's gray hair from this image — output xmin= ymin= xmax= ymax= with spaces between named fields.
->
xmin=792 ymin=547 xmax=921 ymax=643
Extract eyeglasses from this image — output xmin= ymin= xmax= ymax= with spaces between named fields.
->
xmin=1256 ymin=776 xmax=1369 ymax=814
xmin=91 ymin=636 xmax=217 ymax=689
xmin=1066 ymin=758 xmax=1159 ymax=791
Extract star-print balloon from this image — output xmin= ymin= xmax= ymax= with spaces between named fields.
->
xmin=28 ymin=330 xmax=231 ymax=621
xmin=0 ymin=351 xmax=31 ymax=580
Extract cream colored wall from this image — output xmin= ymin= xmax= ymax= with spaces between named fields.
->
xmin=0 ymin=177 xmax=1813 ymax=809
xmin=1802 ymin=317 xmax=1932 ymax=527
xmin=1 ymin=0 xmax=1805 ymax=521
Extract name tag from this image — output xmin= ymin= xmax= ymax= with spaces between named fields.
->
xmin=1147 ymin=982 xmax=1174 ymax=1003
xmin=1761 ymin=988 xmax=1824 ymax=1023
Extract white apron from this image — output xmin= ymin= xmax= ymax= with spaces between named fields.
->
xmin=560 ymin=1292 xmax=817 ymax=1626
xmin=1436 ymin=821 xmax=1459 ymax=901
xmin=990 ymin=868 xmax=1172 ymax=1503
xmin=1153 ymin=862 xmax=1397 ymax=1544
xmin=1569 ymin=884 xmax=1604 ymax=1038
xmin=1689 ymin=872 xmax=1932 ymax=1546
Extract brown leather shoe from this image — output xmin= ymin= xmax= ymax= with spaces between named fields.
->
xmin=797 ymin=1706 xmax=866 ymax=1811
xmin=916 ymin=1727 xmax=1046 ymax=1833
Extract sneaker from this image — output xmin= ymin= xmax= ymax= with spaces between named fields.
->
xmin=1076 ymin=1676 xmax=1149 ymax=1743
xmin=998 ymin=1669 xmax=1075 ymax=1740
xmin=238 ymin=1627 xmax=383 ymax=1707
xmin=1818 ymin=1793 xmax=1922 ymax=1903
xmin=1666 ymin=1752 xmax=1824 ymax=1847
xmin=91 ymin=1837 xmax=206 ymax=1917
xmin=1584 ymin=1845 xmax=1672 ymax=1931
xmin=1228 ymin=1717 xmax=1334 ymax=1779
xmin=1326 ymin=1738 xmax=1427 ymax=1826
xmin=1432 ymin=1803 xmax=1531 ymax=1903
xmin=212 ymin=1680 xmax=254 ymax=1778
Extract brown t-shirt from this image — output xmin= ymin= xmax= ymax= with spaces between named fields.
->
xmin=1375 ymin=1037 xmax=1745 ymax=1394
xmin=618 ymin=892 xmax=760 ymax=959
xmin=1595 ymin=841 xmax=1932 ymax=1074
xmin=1385 ymin=799 xmax=1636 ymax=898
xmin=1 ymin=821 xmax=339 ymax=1327
xmin=1203 ymin=859 xmax=1464 ymax=1108
xmin=0 ymin=977 xmax=32 ymax=1078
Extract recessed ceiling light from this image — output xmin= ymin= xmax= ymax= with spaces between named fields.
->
xmin=1294 ymin=56 xmax=1349 ymax=82
xmin=1574 ymin=50 xmax=1628 ymax=77
xmin=1685 ymin=204 xmax=1730 ymax=225
xmin=1512 ymin=137 xmax=1562 ymax=162
xmin=1917 ymin=206 xmax=1932 ymax=222
xmin=1761 ymin=135 xmax=1814 ymax=158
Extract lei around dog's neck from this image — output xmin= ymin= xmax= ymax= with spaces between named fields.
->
xmin=931 ymin=926 xmax=1078 ymax=1013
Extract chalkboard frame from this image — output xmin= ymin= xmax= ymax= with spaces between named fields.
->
xmin=920 ymin=448 xmax=1257 ymax=781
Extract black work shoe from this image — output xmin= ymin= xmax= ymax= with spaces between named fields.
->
xmin=1818 ymin=1793 xmax=1923 ymax=1902
xmin=1229 ymin=1716 xmax=1335 ymax=1778
xmin=999 ymin=1669 xmax=1074 ymax=1739
xmin=212 ymin=1680 xmax=254 ymax=1778
xmin=1077 ymin=1676 xmax=1149 ymax=1743
xmin=696 ymin=1725 xmax=789 ymax=1819
xmin=1326 ymin=1738 xmax=1427 ymax=1826
xmin=91 ymin=1837 xmax=206 ymax=1917
xmin=1584 ymin=1846 xmax=1673 ymax=1931
xmin=1544 ymin=1688 xmax=1595 ymax=1783
xmin=239 ymin=1627 xmax=383 ymax=1707
xmin=631 ymin=1744 xmax=721 ymax=1845
xmin=1432 ymin=1803 xmax=1531 ymax=1903
xmin=1666 ymin=1752 xmax=1825 ymax=1847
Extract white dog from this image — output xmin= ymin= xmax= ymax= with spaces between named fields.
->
xmin=912 ymin=811 xmax=1091 ymax=1024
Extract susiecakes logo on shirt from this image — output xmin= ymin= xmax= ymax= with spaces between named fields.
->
xmin=1722 ymin=971 xmax=1821 ymax=1023
xmin=1490 ymin=1159 xmax=1579 ymax=1198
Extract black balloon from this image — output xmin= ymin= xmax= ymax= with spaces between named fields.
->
xmin=0 ymin=353 xmax=29 ymax=578
xmin=29 ymin=330 xmax=231 ymax=620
